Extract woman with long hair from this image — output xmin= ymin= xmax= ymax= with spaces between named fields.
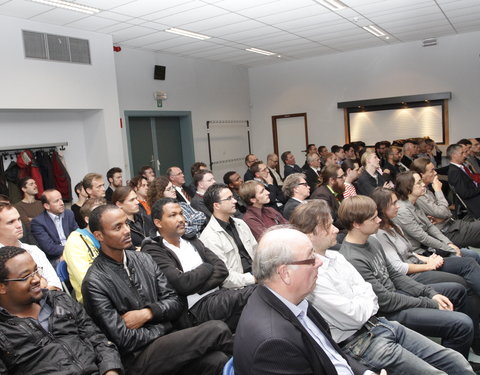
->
xmin=147 ymin=176 xmax=206 ymax=237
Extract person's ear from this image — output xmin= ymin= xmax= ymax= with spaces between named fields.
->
xmin=93 ymin=230 xmax=103 ymax=242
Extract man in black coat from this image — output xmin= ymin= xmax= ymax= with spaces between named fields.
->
xmin=0 ymin=246 xmax=123 ymax=375
xmin=234 ymin=227 xmax=376 ymax=375
xmin=141 ymin=198 xmax=255 ymax=331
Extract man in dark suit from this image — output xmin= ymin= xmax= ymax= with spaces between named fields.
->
xmin=281 ymin=151 xmax=303 ymax=178
xmin=302 ymin=152 xmax=321 ymax=194
xmin=234 ymin=227 xmax=378 ymax=375
xmin=281 ymin=173 xmax=310 ymax=220
xmin=166 ymin=166 xmax=194 ymax=203
xmin=448 ymin=143 xmax=480 ymax=218
xmin=31 ymin=189 xmax=78 ymax=265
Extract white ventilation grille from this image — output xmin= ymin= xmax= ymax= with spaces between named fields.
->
xmin=23 ymin=30 xmax=91 ymax=64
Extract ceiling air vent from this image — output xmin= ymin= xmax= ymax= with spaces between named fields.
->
xmin=22 ymin=30 xmax=91 ymax=64
xmin=422 ymin=38 xmax=437 ymax=47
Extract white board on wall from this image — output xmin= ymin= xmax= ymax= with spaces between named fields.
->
xmin=350 ymin=106 xmax=443 ymax=145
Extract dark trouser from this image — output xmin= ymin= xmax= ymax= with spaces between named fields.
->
xmin=190 ymin=285 xmax=256 ymax=332
xmin=125 ymin=320 xmax=232 ymax=375
xmin=444 ymin=219 xmax=480 ymax=248
xmin=386 ymin=282 xmax=473 ymax=358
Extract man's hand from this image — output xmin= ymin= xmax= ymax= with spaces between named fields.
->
xmin=426 ymin=254 xmax=443 ymax=270
xmin=432 ymin=294 xmax=453 ymax=311
xmin=383 ymin=181 xmax=394 ymax=189
xmin=448 ymin=243 xmax=462 ymax=257
xmin=104 ymin=371 xmax=120 ymax=375
xmin=432 ymin=176 xmax=443 ymax=192
xmin=264 ymin=171 xmax=274 ymax=185
xmin=121 ymin=308 xmax=153 ymax=329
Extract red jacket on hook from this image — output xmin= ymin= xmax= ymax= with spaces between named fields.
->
xmin=52 ymin=151 xmax=72 ymax=201
xmin=16 ymin=150 xmax=44 ymax=199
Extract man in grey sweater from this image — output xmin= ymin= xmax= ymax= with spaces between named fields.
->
xmin=338 ymin=195 xmax=475 ymax=358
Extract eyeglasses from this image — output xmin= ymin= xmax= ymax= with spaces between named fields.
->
xmin=296 ymin=182 xmax=308 ymax=187
xmin=336 ymin=175 xmax=345 ymax=180
xmin=286 ymin=256 xmax=318 ymax=266
xmin=2 ymin=267 xmax=43 ymax=282
xmin=219 ymin=195 xmax=235 ymax=202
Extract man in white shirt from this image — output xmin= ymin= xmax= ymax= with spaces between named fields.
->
xmin=141 ymin=197 xmax=254 ymax=331
xmin=290 ymin=199 xmax=475 ymax=374
xmin=0 ymin=202 xmax=61 ymax=289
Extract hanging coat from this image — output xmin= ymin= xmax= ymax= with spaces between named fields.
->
xmin=35 ymin=150 xmax=56 ymax=190
xmin=16 ymin=150 xmax=44 ymax=199
xmin=52 ymin=150 xmax=72 ymax=201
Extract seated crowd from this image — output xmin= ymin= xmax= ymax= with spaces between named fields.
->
xmin=1 ymin=137 xmax=480 ymax=374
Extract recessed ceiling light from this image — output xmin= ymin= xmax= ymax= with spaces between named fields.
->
xmin=314 ymin=0 xmax=346 ymax=11
xmin=165 ymin=28 xmax=211 ymax=40
xmin=31 ymin=0 xmax=100 ymax=14
xmin=362 ymin=25 xmax=386 ymax=37
xmin=246 ymin=48 xmax=275 ymax=56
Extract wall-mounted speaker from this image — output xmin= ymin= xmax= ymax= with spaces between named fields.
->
xmin=154 ymin=65 xmax=166 ymax=80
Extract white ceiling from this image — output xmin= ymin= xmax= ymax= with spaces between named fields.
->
xmin=2 ymin=0 xmax=480 ymax=67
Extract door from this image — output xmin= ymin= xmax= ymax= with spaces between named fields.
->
xmin=272 ymin=113 xmax=309 ymax=164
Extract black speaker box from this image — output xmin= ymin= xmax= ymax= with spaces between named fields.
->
xmin=154 ymin=65 xmax=166 ymax=80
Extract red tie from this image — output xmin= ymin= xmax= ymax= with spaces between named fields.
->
xmin=463 ymin=165 xmax=480 ymax=184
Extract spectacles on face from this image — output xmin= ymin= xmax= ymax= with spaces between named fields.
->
xmin=286 ymin=255 xmax=318 ymax=266
xmin=172 ymin=171 xmax=184 ymax=177
xmin=296 ymin=182 xmax=308 ymax=187
xmin=2 ymin=267 xmax=43 ymax=282
xmin=219 ymin=195 xmax=235 ymax=202
xmin=336 ymin=174 xmax=345 ymax=180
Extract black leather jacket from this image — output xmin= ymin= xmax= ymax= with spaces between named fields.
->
xmin=81 ymin=250 xmax=184 ymax=360
xmin=0 ymin=290 xmax=122 ymax=375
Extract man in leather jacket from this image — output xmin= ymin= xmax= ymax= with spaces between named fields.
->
xmin=141 ymin=198 xmax=255 ymax=332
xmin=0 ymin=246 xmax=123 ymax=375
xmin=82 ymin=205 xmax=233 ymax=375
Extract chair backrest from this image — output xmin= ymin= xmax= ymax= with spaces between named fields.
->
xmin=56 ymin=260 xmax=69 ymax=283
xmin=222 ymin=357 xmax=234 ymax=375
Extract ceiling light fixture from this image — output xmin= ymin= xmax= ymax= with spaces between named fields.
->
xmin=362 ymin=25 xmax=386 ymax=37
xmin=245 ymin=47 xmax=275 ymax=56
xmin=314 ymin=0 xmax=346 ymax=11
xmin=31 ymin=0 xmax=100 ymax=14
xmin=165 ymin=28 xmax=211 ymax=40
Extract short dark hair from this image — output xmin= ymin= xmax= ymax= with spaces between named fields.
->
xmin=317 ymin=146 xmax=327 ymax=153
xmin=203 ymin=183 xmax=228 ymax=213
xmin=40 ymin=189 xmax=58 ymax=205
xmin=74 ymin=181 xmax=83 ymax=198
xmin=331 ymin=145 xmax=341 ymax=154
xmin=128 ymin=175 xmax=147 ymax=190
xmin=193 ymin=169 xmax=213 ymax=188
xmin=321 ymin=165 xmax=340 ymax=185
xmin=106 ymin=167 xmax=122 ymax=181
xmin=18 ymin=177 xmax=33 ymax=191
xmin=0 ymin=246 xmax=26 ymax=282
xmin=338 ymin=195 xmax=377 ymax=231
xmin=151 ymin=197 xmax=178 ymax=221
xmin=410 ymin=157 xmax=432 ymax=175
xmin=343 ymin=144 xmax=354 ymax=152
xmin=111 ymin=186 xmax=133 ymax=205
xmin=89 ymin=204 xmax=119 ymax=233
xmin=394 ymin=171 xmax=416 ymax=201
xmin=457 ymin=138 xmax=472 ymax=146
xmin=250 ymin=161 xmax=264 ymax=175
xmin=290 ymin=200 xmax=331 ymax=235
xmin=280 ymin=151 xmax=291 ymax=164
xmin=223 ymin=171 xmax=237 ymax=185
xmin=341 ymin=159 xmax=357 ymax=173
xmin=139 ymin=165 xmax=154 ymax=176
xmin=190 ymin=162 xmax=207 ymax=178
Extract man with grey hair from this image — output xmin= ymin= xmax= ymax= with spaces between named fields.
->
xmin=401 ymin=141 xmax=417 ymax=168
xmin=281 ymin=173 xmax=310 ymax=220
xmin=303 ymin=152 xmax=321 ymax=194
xmin=234 ymin=226 xmax=375 ymax=375
xmin=448 ymin=143 xmax=480 ymax=218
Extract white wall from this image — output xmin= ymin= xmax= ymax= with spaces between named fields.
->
xmin=114 ymin=47 xmax=251 ymax=178
xmin=248 ymin=31 xmax=480 ymax=160
xmin=0 ymin=14 xmax=122 ymax=183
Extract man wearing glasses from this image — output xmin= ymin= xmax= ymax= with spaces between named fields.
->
xmin=0 ymin=246 xmax=122 ymax=374
xmin=200 ymin=184 xmax=257 ymax=289
xmin=281 ymin=173 xmax=310 ymax=220
xmin=234 ymin=226 xmax=379 ymax=375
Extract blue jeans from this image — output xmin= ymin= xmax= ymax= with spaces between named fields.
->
xmin=342 ymin=318 xmax=474 ymax=375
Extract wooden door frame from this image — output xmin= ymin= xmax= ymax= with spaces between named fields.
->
xmin=271 ymin=112 xmax=309 ymax=159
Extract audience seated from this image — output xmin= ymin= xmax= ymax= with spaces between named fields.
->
xmin=199 ymin=184 xmax=257 ymax=289
xmin=331 ymin=145 xmax=346 ymax=164
xmin=188 ymin=161 xmax=208 ymax=195
xmin=234 ymin=226 xmax=373 ymax=375
xmin=339 ymin=195 xmax=475 ymax=358
xmin=459 ymin=139 xmax=480 ymax=174
xmin=243 ymin=153 xmax=258 ymax=182
xmin=112 ymin=186 xmax=155 ymax=249
xmin=147 ymin=176 xmax=206 ymax=237
xmin=383 ymin=146 xmax=407 ymax=183
xmin=191 ymin=169 xmax=216 ymax=219
xmin=139 ymin=165 xmax=156 ymax=182
xmin=393 ymin=171 xmax=480 ymax=262
xmin=0 ymin=246 xmax=123 ymax=374
xmin=0 ymin=202 xmax=61 ymax=289
xmin=448 ymin=143 xmax=480 ymax=218
xmin=411 ymin=157 xmax=480 ymax=248
xmin=318 ymin=145 xmax=328 ymax=165
xmin=31 ymin=189 xmax=78 ymax=266
xmin=311 ymin=165 xmax=344 ymax=229
xmin=239 ymin=180 xmax=287 ymax=240
xmin=71 ymin=181 xmax=89 ymax=228
xmin=341 ymin=159 xmax=360 ymax=199
xmin=281 ymin=173 xmax=309 ymax=220
xmin=401 ymin=141 xmax=417 ymax=168
xmin=82 ymin=172 xmax=106 ymax=199
xmin=250 ymin=161 xmax=285 ymax=210
xmin=266 ymin=153 xmax=283 ymax=186
xmin=323 ymin=152 xmax=338 ymax=167
xmin=14 ymin=177 xmax=43 ymax=230
xmin=129 ymin=175 xmax=150 ymax=215
xmin=302 ymin=152 xmax=321 ymax=194
xmin=343 ymin=143 xmax=358 ymax=163
xmin=105 ymin=167 xmax=123 ymax=203
xmin=281 ymin=150 xmax=302 ymax=178
xmin=82 ymin=205 xmax=232 ymax=375
xmin=166 ymin=166 xmax=194 ymax=203
xmin=291 ymin=200 xmax=474 ymax=374
xmin=141 ymin=198 xmax=255 ymax=331
xmin=63 ymin=197 xmax=105 ymax=303
xmin=223 ymin=171 xmax=247 ymax=215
